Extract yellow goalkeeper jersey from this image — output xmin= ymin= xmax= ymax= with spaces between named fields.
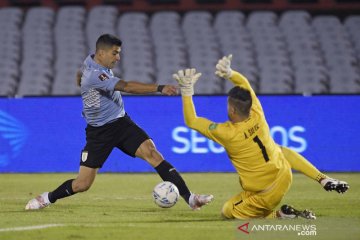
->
xmin=182 ymin=71 xmax=289 ymax=192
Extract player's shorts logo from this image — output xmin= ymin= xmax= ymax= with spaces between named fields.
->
xmin=81 ymin=151 xmax=88 ymax=162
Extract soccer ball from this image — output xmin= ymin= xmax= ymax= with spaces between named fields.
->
xmin=152 ymin=181 xmax=179 ymax=208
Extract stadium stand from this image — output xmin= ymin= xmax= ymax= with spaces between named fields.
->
xmin=150 ymin=11 xmax=187 ymax=86
xmin=345 ymin=15 xmax=360 ymax=62
xmin=0 ymin=0 xmax=360 ymax=96
xmin=182 ymin=11 xmax=222 ymax=94
xmin=247 ymin=11 xmax=293 ymax=94
xmin=0 ymin=7 xmax=22 ymax=96
xmin=279 ymin=10 xmax=329 ymax=94
xmin=52 ymin=6 xmax=86 ymax=95
xmin=313 ymin=16 xmax=360 ymax=93
xmin=118 ymin=12 xmax=155 ymax=87
xmin=17 ymin=7 xmax=55 ymax=96
xmin=214 ymin=11 xmax=259 ymax=93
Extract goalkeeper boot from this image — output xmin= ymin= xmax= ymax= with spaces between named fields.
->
xmin=189 ymin=193 xmax=214 ymax=210
xmin=279 ymin=205 xmax=316 ymax=220
xmin=25 ymin=192 xmax=51 ymax=210
xmin=320 ymin=178 xmax=349 ymax=194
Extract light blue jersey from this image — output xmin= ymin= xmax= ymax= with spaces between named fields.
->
xmin=80 ymin=54 xmax=125 ymax=127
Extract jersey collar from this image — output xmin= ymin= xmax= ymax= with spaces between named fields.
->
xmin=85 ymin=54 xmax=111 ymax=72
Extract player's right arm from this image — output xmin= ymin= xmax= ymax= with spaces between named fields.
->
xmin=216 ymin=55 xmax=263 ymax=113
xmin=76 ymin=70 xmax=82 ymax=87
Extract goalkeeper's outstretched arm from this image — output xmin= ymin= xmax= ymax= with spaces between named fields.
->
xmin=173 ymin=69 xmax=228 ymax=144
xmin=215 ymin=54 xmax=255 ymax=95
xmin=173 ymin=69 xmax=212 ymax=133
xmin=216 ymin=54 xmax=262 ymax=112
xmin=182 ymin=95 xmax=213 ymax=134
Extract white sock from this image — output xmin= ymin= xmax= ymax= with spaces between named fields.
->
xmin=188 ymin=193 xmax=195 ymax=206
xmin=40 ymin=192 xmax=51 ymax=204
xmin=320 ymin=178 xmax=334 ymax=187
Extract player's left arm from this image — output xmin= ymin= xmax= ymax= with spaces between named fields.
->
xmin=174 ymin=69 xmax=229 ymax=145
xmin=114 ymin=80 xmax=177 ymax=95
xmin=182 ymin=95 xmax=228 ymax=145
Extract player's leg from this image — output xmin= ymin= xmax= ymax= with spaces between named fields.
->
xmin=281 ymin=146 xmax=349 ymax=193
xmin=135 ymin=139 xmax=213 ymax=209
xmin=49 ymin=166 xmax=98 ymax=201
xmin=136 ymin=139 xmax=191 ymax=199
xmin=281 ymin=146 xmax=327 ymax=180
xmin=25 ymin=122 xmax=113 ymax=210
xmin=222 ymin=164 xmax=291 ymax=219
xmin=115 ymin=115 xmax=213 ymax=209
xmin=222 ymin=190 xmax=277 ymax=219
xmin=57 ymin=166 xmax=98 ymax=195
xmin=270 ymin=205 xmax=316 ymax=220
xmin=263 ymin=162 xmax=308 ymax=220
xmin=25 ymin=166 xmax=98 ymax=210
xmin=222 ymin=191 xmax=250 ymax=219
xmin=222 ymin=157 xmax=294 ymax=219
xmin=265 ymin=158 xmax=315 ymax=220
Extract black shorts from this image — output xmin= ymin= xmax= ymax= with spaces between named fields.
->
xmin=80 ymin=114 xmax=150 ymax=168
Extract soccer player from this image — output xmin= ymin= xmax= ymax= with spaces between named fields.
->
xmin=173 ymin=55 xmax=349 ymax=219
xmin=25 ymin=34 xmax=213 ymax=210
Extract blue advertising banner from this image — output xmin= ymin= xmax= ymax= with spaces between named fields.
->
xmin=0 ymin=95 xmax=359 ymax=172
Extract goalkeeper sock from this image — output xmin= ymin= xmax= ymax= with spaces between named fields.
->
xmin=281 ymin=146 xmax=328 ymax=182
xmin=155 ymin=160 xmax=191 ymax=204
xmin=48 ymin=179 xmax=76 ymax=203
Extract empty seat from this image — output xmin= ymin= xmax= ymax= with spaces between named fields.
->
xmin=0 ymin=7 xmax=23 ymax=96
xmin=312 ymin=15 xmax=360 ymax=94
xmin=1 ymin=7 xmax=360 ymax=96
xmin=182 ymin=11 xmax=222 ymax=93
xmin=150 ymin=11 xmax=185 ymax=76
xmin=86 ymin=6 xmax=118 ymax=53
xmin=17 ymin=7 xmax=54 ymax=96
xmin=118 ymin=12 xmax=155 ymax=83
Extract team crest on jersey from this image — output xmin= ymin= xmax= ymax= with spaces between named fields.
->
xmin=209 ymin=123 xmax=218 ymax=130
xmin=81 ymin=151 xmax=88 ymax=162
xmin=98 ymin=73 xmax=109 ymax=81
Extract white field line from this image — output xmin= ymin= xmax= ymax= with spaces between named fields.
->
xmin=0 ymin=224 xmax=65 ymax=232
xmin=0 ymin=223 xmax=233 ymax=232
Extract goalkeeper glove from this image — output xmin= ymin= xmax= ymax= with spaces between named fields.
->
xmin=173 ymin=68 xmax=202 ymax=96
xmin=215 ymin=54 xmax=233 ymax=79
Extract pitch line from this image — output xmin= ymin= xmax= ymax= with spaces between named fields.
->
xmin=0 ymin=224 xmax=65 ymax=232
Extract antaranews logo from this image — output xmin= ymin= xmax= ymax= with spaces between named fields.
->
xmin=0 ymin=110 xmax=28 ymax=167
xmin=237 ymin=221 xmax=317 ymax=237
xmin=238 ymin=222 xmax=250 ymax=234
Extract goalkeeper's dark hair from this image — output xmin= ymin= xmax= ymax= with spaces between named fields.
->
xmin=228 ymin=86 xmax=252 ymax=117
xmin=96 ymin=34 xmax=122 ymax=52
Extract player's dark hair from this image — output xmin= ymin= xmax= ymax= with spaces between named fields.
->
xmin=228 ymin=86 xmax=252 ymax=117
xmin=95 ymin=34 xmax=122 ymax=52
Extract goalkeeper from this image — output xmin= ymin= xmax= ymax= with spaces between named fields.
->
xmin=173 ymin=55 xmax=349 ymax=219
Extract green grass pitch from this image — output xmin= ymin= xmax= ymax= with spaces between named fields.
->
xmin=0 ymin=173 xmax=359 ymax=240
